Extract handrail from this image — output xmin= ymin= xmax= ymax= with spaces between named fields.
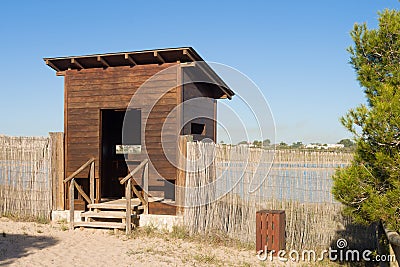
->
xmin=75 ymin=183 xmax=91 ymax=204
xmin=383 ymin=222 xmax=400 ymax=246
xmin=119 ymin=159 xmax=148 ymax=206
xmin=382 ymin=222 xmax=400 ymax=263
xmin=64 ymin=158 xmax=95 ymax=183
xmin=67 ymin=158 xmax=96 ymax=230
xmin=120 ymin=159 xmax=149 ymax=234
xmin=119 ymin=159 xmax=148 ymax=185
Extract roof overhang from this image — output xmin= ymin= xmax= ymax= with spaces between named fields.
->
xmin=44 ymin=47 xmax=234 ymax=99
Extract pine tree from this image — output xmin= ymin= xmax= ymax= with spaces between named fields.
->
xmin=332 ymin=9 xmax=400 ymax=230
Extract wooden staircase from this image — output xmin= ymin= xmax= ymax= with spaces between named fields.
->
xmin=73 ymin=199 xmax=144 ymax=230
xmin=65 ymin=158 xmax=152 ymax=234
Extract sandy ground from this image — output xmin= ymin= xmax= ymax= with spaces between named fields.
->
xmin=0 ymin=217 xmax=295 ymax=267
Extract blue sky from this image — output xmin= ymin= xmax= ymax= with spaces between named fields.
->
xmin=0 ymin=0 xmax=398 ymax=144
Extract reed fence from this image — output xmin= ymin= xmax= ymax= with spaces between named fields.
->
xmin=0 ymin=135 xmax=52 ymax=219
xmin=183 ymin=142 xmax=376 ymax=250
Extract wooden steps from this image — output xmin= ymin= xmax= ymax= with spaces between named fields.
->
xmin=73 ymin=198 xmax=142 ymax=231
xmin=87 ymin=200 xmax=140 ymax=210
xmin=71 ymin=197 xmax=164 ymax=231
xmin=74 ymin=221 xmax=125 ymax=229
xmin=81 ymin=211 xmax=129 ymax=219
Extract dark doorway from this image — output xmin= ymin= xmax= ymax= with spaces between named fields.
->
xmin=101 ymin=109 xmax=141 ymax=198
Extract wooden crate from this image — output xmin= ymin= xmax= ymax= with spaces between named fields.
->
xmin=256 ymin=210 xmax=285 ymax=253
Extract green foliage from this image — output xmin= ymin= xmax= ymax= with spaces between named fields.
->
xmin=192 ymin=253 xmax=217 ymax=264
xmin=170 ymin=225 xmax=190 ymax=239
xmin=337 ymin=138 xmax=355 ymax=148
xmin=290 ymin=141 xmax=304 ymax=149
xmin=141 ymin=223 xmax=157 ymax=236
xmin=347 ymin=9 xmax=400 ymax=100
xmin=277 ymin=142 xmax=288 ymax=149
xmin=333 ymin=9 xmax=400 ymax=230
xmin=60 ymin=224 xmax=69 ymax=231
xmin=262 ymin=139 xmax=271 ymax=147
xmin=252 ymin=140 xmax=262 ymax=148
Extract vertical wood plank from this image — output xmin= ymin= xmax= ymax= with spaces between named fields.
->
xmin=213 ymin=99 xmax=217 ymax=141
xmin=143 ymin=162 xmax=149 ymax=215
xmin=263 ymin=213 xmax=269 ymax=251
xmin=126 ymin=179 xmax=132 ymax=235
xmin=64 ymin=74 xmax=69 ymax=209
xmin=256 ymin=211 xmax=262 ymax=252
xmin=175 ymin=64 xmax=183 ymax=215
xmin=50 ymin=133 xmax=58 ymax=211
xmin=280 ymin=212 xmax=286 ymax=250
xmin=50 ymin=132 xmax=65 ymax=210
xmin=176 ymin=135 xmax=191 ymax=215
xmin=90 ymin=161 xmax=95 ymax=204
xmin=69 ymin=179 xmax=75 ymax=230
xmin=97 ymin=109 xmax=101 ymax=204
xmin=58 ymin=133 xmax=65 ymax=210
xmin=95 ymin=176 xmax=100 ymax=203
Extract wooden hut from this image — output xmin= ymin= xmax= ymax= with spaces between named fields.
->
xmin=44 ymin=47 xmax=234 ymax=230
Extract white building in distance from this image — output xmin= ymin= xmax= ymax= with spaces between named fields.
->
xmin=305 ymin=143 xmax=345 ymax=149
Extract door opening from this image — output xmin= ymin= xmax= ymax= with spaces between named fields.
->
xmin=101 ymin=109 xmax=141 ymax=198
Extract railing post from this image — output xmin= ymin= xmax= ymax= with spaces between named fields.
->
xmin=69 ymin=179 xmax=75 ymax=230
xmin=143 ymin=162 xmax=149 ymax=215
xmin=90 ymin=161 xmax=95 ymax=204
xmin=126 ymin=179 xmax=132 ymax=235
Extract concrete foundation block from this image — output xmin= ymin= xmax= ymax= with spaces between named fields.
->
xmin=139 ymin=214 xmax=183 ymax=232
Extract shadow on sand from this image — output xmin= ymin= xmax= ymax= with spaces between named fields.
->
xmin=0 ymin=233 xmax=58 ymax=266
xmin=330 ymin=221 xmax=382 ymax=267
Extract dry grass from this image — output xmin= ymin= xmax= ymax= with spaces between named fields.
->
xmin=125 ymin=224 xmax=348 ymax=266
xmin=2 ymin=212 xmax=50 ymax=224
xmin=128 ymin=224 xmax=254 ymax=251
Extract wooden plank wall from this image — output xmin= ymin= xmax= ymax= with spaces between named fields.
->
xmin=65 ymin=63 xmax=178 ymax=198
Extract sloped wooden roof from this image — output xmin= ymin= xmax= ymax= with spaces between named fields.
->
xmin=44 ymin=47 xmax=234 ymax=99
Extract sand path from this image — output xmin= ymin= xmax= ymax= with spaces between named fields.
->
xmin=0 ymin=217 xmax=286 ymax=267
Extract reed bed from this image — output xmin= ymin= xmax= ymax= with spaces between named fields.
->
xmin=183 ymin=143 xmax=375 ymax=250
xmin=0 ymin=135 xmax=52 ymax=220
